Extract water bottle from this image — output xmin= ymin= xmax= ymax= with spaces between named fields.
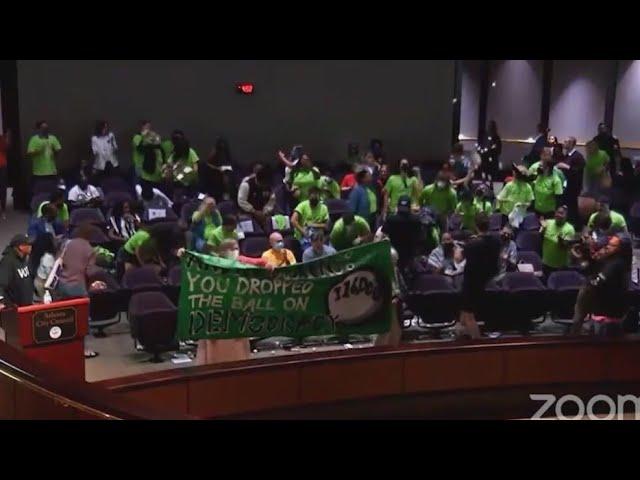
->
xmin=43 ymin=290 xmax=52 ymax=305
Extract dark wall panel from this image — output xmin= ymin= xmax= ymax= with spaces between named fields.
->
xmin=17 ymin=60 xmax=454 ymax=171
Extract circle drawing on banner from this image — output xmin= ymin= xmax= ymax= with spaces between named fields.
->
xmin=49 ymin=326 xmax=62 ymax=339
xmin=328 ymin=269 xmax=386 ymax=325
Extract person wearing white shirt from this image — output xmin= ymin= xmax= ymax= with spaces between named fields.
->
xmin=67 ymin=177 xmax=103 ymax=208
xmin=135 ymin=183 xmax=173 ymax=208
xmin=91 ymin=120 xmax=119 ymax=174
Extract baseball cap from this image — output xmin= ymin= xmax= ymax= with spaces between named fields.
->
xmin=397 ymin=195 xmax=411 ymax=213
xmin=10 ymin=234 xmax=33 ymax=247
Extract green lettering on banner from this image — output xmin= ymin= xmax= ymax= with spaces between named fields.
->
xmin=176 ymin=241 xmax=394 ymax=340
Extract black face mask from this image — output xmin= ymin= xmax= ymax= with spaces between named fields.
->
xmin=309 ymin=198 xmax=319 ymax=207
xmin=443 ymin=243 xmax=454 ymax=255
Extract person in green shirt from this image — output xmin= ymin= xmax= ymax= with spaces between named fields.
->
xmin=191 ymin=196 xmax=223 ymax=252
xmin=330 ymin=212 xmax=372 ymax=251
xmin=36 ymin=189 xmax=70 ymax=231
xmin=318 ymin=167 xmax=340 ymax=201
xmin=291 ymin=154 xmax=321 ymax=204
xmin=291 ymin=187 xmax=329 ymax=244
xmin=419 ymin=172 xmax=458 ymax=231
xmin=383 ymin=158 xmax=420 ymax=216
xmin=136 ymin=129 xmax=165 ymax=187
xmin=528 ymin=148 xmax=566 ymax=187
xmin=455 ymin=188 xmax=482 ymax=232
xmin=541 ymin=205 xmax=576 ymax=277
xmin=118 ymin=228 xmax=152 ymax=278
xmin=496 ymin=165 xmax=534 ymax=216
xmin=166 ymin=137 xmax=199 ymax=191
xmin=205 ymin=215 xmax=238 ymax=253
xmin=586 ymin=196 xmax=627 ymax=234
xmin=132 ymin=120 xmax=152 ymax=177
xmin=473 ymin=185 xmax=493 ymax=214
xmin=532 ymin=160 xmax=563 ymax=218
xmin=583 ymin=140 xmax=610 ymax=196
xmin=27 ymin=121 xmax=61 ymax=178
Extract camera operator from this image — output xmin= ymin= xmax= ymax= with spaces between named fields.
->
xmin=569 ymin=234 xmax=632 ymax=335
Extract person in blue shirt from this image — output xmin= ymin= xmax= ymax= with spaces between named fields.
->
xmin=347 ymin=169 xmax=372 ymax=222
xmin=28 ymin=203 xmax=65 ymax=242
xmin=302 ymin=230 xmax=337 ymax=262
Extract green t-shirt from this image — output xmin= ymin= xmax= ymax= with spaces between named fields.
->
xmin=293 ymin=200 xmax=329 ymax=240
xmin=542 ymin=220 xmax=575 ymax=268
xmin=587 ymin=210 xmax=627 ymax=231
xmin=292 ymin=168 xmax=320 ymax=203
xmin=585 ymin=150 xmax=609 ymax=179
xmin=124 ymin=230 xmax=151 ymax=255
xmin=529 ymin=161 xmax=566 ymax=186
xmin=330 ymin=215 xmax=371 ymax=251
xmin=455 ymin=200 xmax=482 ymax=231
xmin=419 ymin=184 xmax=458 ymax=216
xmin=496 ymin=180 xmax=534 ymax=215
xmin=367 ymin=187 xmax=377 ymax=214
xmin=160 ymin=139 xmax=174 ymax=160
xmin=36 ymin=201 xmax=70 ymax=223
xmin=192 ymin=210 xmax=222 ymax=240
xmin=168 ymin=148 xmax=199 ymax=186
xmin=473 ymin=197 xmax=493 ymax=215
xmin=28 ymin=135 xmax=61 ymax=176
xmin=533 ymin=172 xmax=563 ymax=213
xmin=132 ymin=134 xmax=145 ymax=175
xmin=319 ymin=176 xmax=340 ymax=200
xmin=206 ymin=225 xmax=238 ymax=247
xmin=384 ymin=175 xmax=419 ymax=213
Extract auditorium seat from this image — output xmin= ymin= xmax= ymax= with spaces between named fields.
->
xmin=32 ymin=178 xmax=59 ymax=196
xmin=100 ymin=176 xmax=132 ymax=195
xmin=144 ymin=206 xmax=178 ymax=224
xmin=498 ymin=272 xmax=549 ymax=333
xmin=104 ymin=191 xmax=134 ymax=210
xmin=406 ymin=274 xmax=460 ymax=338
xmin=70 ymin=207 xmax=106 ymax=228
xmin=128 ymin=292 xmax=178 ymax=363
xmin=30 ymin=193 xmax=51 ymax=214
xmin=516 ymin=230 xmax=542 ymax=254
xmin=264 ymin=215 xmax=294 ymax=237
xmin=87 ymin=270 xmax=123 ymax=337
xmin=489 ymin=213 xmax=503 ymax=231
xmin=240 ymin=236 xmax=270 ymax=258
xmin=547 ymin=270 xmax=585 ymax=327
xmin=218 ymin=200 xmax=238 ymax=217
xmin=179 ymin=200 xmax=200 ymax=228
xmin=236 ymin=216 xmax=265 ymax=238
xmin=120 ymin=266 xmax=164 ymax=304
xmin=629 ymin=201 xmax=640 ymax=238
xmin=70 ymin=224 xmax=110 ymax=246
xmin=516 ymin=251 xmax=544 ymax=277
xmin=521 ymin=213 xmax=541 ymax=231
xmin=283 ymin=235 xmax=302 ymax=262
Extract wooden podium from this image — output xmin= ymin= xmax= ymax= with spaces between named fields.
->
xmin=1 ymin=298 xmax=89 ymax=381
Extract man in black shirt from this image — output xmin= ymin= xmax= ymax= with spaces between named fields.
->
xmin=381 ymin=195 xmax=426 ymax=271
xmin=459 ymin=212 xmax=501 ymax=339
xmin=0 ymin=234 xmax=34 ymax=309
xmin=570 ymin=234 xmax=631 ymax=335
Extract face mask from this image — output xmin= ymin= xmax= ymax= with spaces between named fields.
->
xmin=436 ymin=181 xmax=446 ymax=189
xmin=309 ymin=198 xmax=319 ymax=207
xmin=273 ymin=241 xmax=284 ymax=251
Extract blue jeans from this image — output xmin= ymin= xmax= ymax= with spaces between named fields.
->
xmin=56 ymin=281 xmax=88 ymax=299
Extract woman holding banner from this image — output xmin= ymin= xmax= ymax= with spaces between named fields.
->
xmin=194 ymin=239 xmax=272 ymax=365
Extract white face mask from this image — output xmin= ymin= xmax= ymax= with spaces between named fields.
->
xmin=436 ymin=181 xmax=446 ymax=189
xmin=273 ymin=241 xmax=284 ymax=251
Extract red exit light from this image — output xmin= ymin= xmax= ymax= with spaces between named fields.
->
xmin=236 ymin=83 xmax=254 ymax=94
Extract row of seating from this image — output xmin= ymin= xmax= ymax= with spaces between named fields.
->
xmin=406 ymin=272 xmax=640 ymax=337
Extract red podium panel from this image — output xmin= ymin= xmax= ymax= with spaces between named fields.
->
xmin=2 ymin=298 xmax=89 ymax=381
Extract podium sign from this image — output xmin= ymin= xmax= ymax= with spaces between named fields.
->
xmin=32 ymin=308 xmax=78 ymax=345
xmin=1 ymin=298 xmax=89 ymax=381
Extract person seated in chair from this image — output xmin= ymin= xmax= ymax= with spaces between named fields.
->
xmin=303 ymin=229 xmax=336 ymax=262
xmin=262 ymin=232 xmax=296 ymax=268
xmin=498 ymin=226 xmax=518 ymax=274
xmin=36 ymin=189 xmax=70 ymax=231
xmin=237 ymin=162 xmax=276 ymax=231
xmin=28 ymin=203 xmax=65 ymax=245
xmin=107 ymin=200 xmax=140 ymax=245
xmin=205 ymin=214 xmax=238 ymax=254
xmin=330 ymin=212 xmax=371 ymax=252
xmin=67 ymin=174 xmax=103 ymax=208
xmin=427 ymin=232 xmax=465 ymax=276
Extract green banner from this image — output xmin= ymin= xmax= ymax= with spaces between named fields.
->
xmin=177 ymin=241 xmax=394 ymax=340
